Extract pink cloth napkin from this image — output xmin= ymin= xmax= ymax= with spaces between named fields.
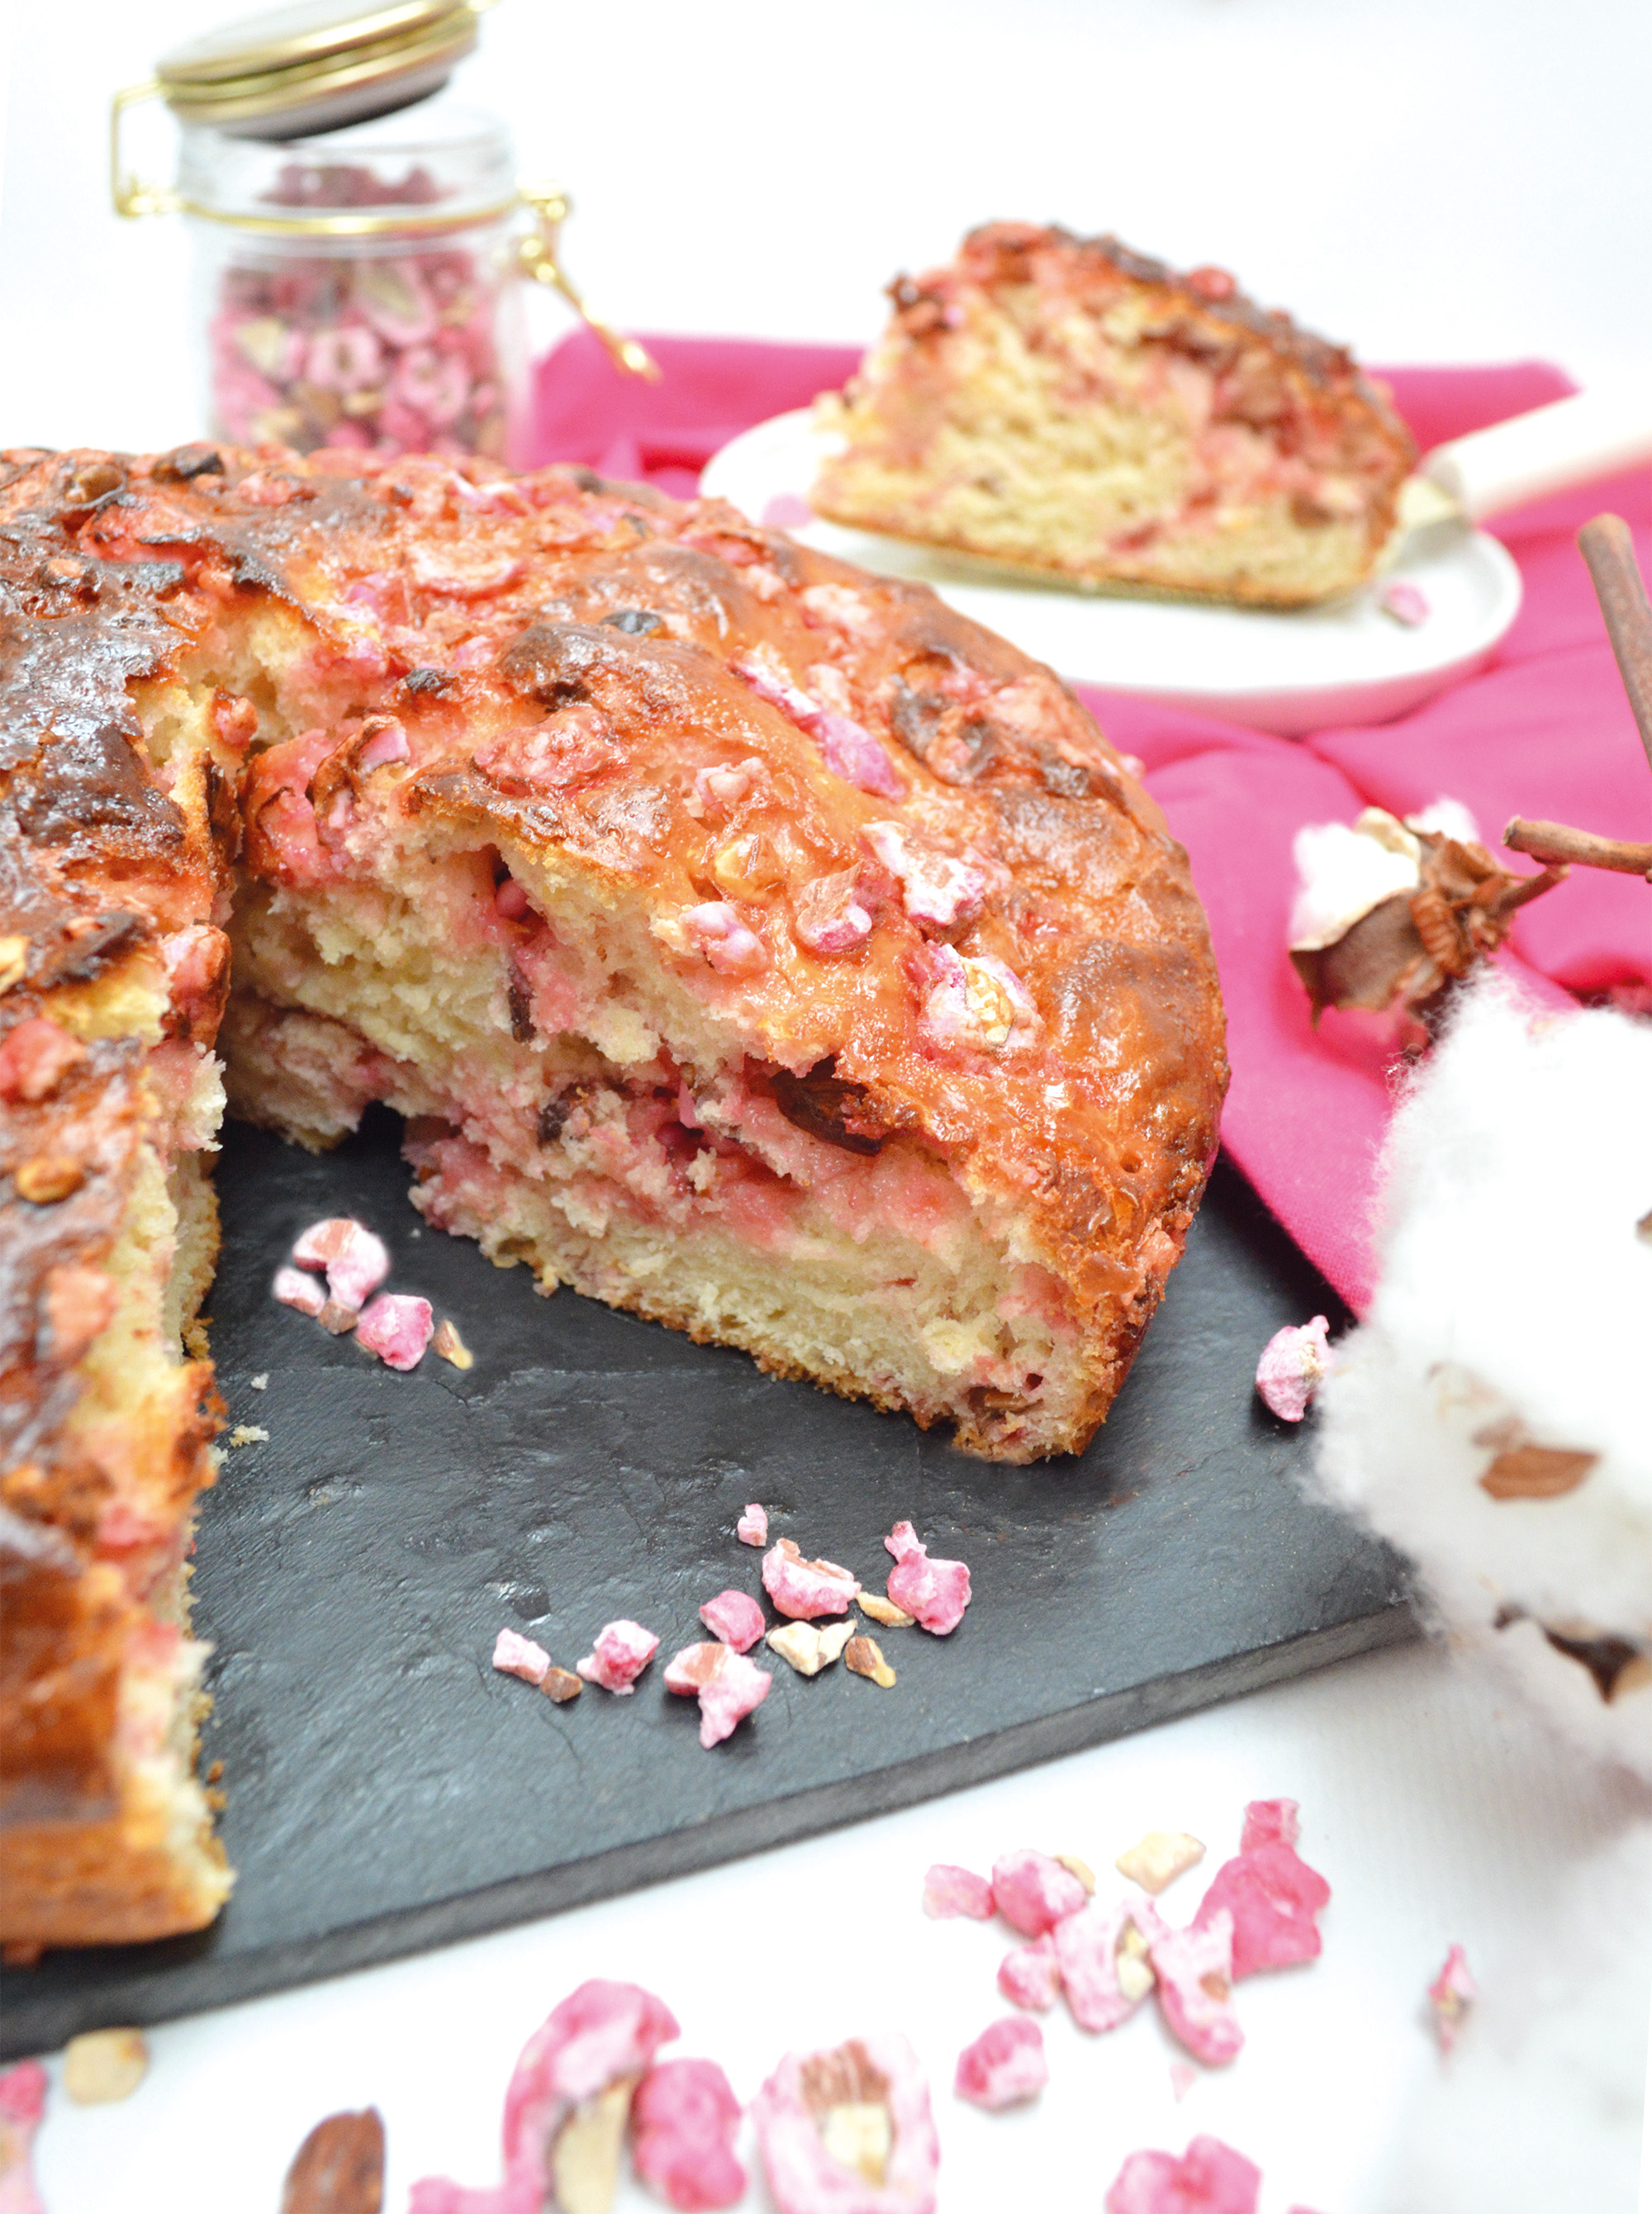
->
xmin=529 ymin=339 xmax=1652 ymax=1310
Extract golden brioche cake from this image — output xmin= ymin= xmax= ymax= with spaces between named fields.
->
xmin=812 ymin=222 xmax=1417 ymax=609
xmin=0 ymin=441 xmax=1226 ymax=1949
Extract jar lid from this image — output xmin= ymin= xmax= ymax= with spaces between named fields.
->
xmin=155 ymin=0 xmax=482 ymax=140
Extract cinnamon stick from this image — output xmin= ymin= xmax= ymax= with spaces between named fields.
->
xmin=1504 ymin=816 xmax=1652 ymax=878
xmin=1578 ymin=515 xmax=1652 ymax=776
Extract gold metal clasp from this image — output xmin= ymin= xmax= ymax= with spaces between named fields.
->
xmin=111 ymin=82 xmax=182 ymax=219
xmin=516 ymin=183 xmax=658 ymax=382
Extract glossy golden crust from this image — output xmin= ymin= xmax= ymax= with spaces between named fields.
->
xmin=0 ymin=439 xmax=1227 ymax=1946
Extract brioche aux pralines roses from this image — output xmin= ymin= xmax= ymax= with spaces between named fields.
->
xmin=0 ymin=440 xmax=1225 ymax=1949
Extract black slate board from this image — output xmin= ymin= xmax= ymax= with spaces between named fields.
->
xmin=1 ymin=1113 xmax=1412 ymax=2055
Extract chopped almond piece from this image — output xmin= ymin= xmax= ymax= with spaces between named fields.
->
xmin=1055 ymin=1853 xmax=1096 ymax=1894
xmin=857 ymin=1591 xmax=915 ymax=1629
xmin=845 ymin=1635 xmax=896 ymax=1688
xmin=767 ymin=1619 xmax=854 ymax=1676
xmin=1115 ymin=1830 xmax=1206 ymax=1895
xmin=542 ymin=1667 xmax=582 ymax=1703
xmin=433 ymin=1318 xmax=474 ymax=1370
xmin=63 ymin=2028 xmax=148 ymax=2106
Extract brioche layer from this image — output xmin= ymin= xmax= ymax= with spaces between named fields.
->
xmin=227 ymin=834 xmax=1088 ymax=1459
xmin=814 ymin=223 xmax=1415 ymax=608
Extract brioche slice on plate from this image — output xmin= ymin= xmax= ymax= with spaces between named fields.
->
xmin=811 ymin=221 xmax=1417 ymax=609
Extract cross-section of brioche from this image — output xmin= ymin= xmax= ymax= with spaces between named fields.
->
xmin=0 ymin=439 xmax=1227 ymax=1948
xmin=812 ymin=222 xmax=1417 ymax=609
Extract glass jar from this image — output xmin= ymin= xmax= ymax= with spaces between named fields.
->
xmin=179 ymin=99 xmax=528 ymax=463
xmin=112 ymin=1 xmax=654 ymax=466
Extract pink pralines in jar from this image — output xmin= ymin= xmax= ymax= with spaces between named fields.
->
xmin=112 ymin=1 xmax=653 ymax=465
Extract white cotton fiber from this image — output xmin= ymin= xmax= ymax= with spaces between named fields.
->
xmin=1314 ymin=978 xmax=1652 ymax=1775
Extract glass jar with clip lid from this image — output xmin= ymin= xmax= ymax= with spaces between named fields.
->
xmin=111 ymin=0 xmax=654 ymax=465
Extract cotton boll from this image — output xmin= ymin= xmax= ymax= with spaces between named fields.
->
xmin=1314 ymin=979 xmax=1652 ymax=1776
xmin=1379 ymin=1822 xmax=1652 ymax=2214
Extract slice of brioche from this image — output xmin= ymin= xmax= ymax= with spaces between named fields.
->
xmin=0 ymin=440 xmax=1227 ymax=1947
xmin=811 ymin=221 xmax=1417 ymax=609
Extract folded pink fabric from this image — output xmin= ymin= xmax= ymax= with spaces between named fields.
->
xmin=529 ymin=340 xmax=1652 ymax=1309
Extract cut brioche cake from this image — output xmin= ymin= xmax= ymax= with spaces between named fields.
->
xmin=811 ymin=221 xmax=1417 ymax=609
xmin=0 ymin=440 xmax=1226 ymax=1947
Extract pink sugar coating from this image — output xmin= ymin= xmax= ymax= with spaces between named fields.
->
xmin=700 ymin=1589 xmax=766 ymax=1653
xmin=954 ymin=2017 xmax=1047 ymax=2110
xmin=355 ymin=1291 xmax=434 ymax=1371
xmin=632 ymin=2057 xmax=747 ymax=2210
xmin=762 ymin=1537 xmax=858 ymax=1620
xmin=1238 ymin=1798 xmax=1300 ymax=1852
xmin=1054 ymin=1895 xmax=1164 ymax=2034
xmin=884 ymin=1522 xmax=971 ymax=1635
xmin=991 ymin=1848 xmax=1089 ymax=1937
xmin=1193 ymin=1841 xmax=1331 ymax=1979
xmin=292 ymin=1215 xmax=390 ymax=1309
xmin=491 ymin=1627 xmax=551 ymax=1686
xmin=1150 ymin=1913 xmax=1244 ymax=2068
xmin=1104 ymin=2134 xmax=1262 ymax=2214
xmin=923 ymin=1862 xmax=995 ymax=1921
xmin=577 ymin=1619 xmax=660 ymax=1694
xmin=997 ymin=1933 xmax=1061 ymax=2012
xmin=1254 ymin=1317 xmax=1333 ymax=1423
xmin=736 ymin=1503 xmax=768 ymax=1546
xmin=273 ymin=1264 xmax=326 ymax=1318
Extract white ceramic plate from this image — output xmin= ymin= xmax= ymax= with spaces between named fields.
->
xmin=700 ymin=408 xmax=1524 ymax=735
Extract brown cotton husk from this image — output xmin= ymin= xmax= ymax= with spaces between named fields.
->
xmin=1293 ymin=829 xmax=1564 ymax=1022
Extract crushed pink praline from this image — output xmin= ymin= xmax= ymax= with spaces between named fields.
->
xmin=663 ymin=1641 xmax=772 ymax=1747
xmin=1380 ymin=579 xmax=1430 ymax=627
xmin=491 ymin=1627 xmax=551 ymax=1686
xmin=577 ymin=1619 xmax=661 ymax=1694
xmin=954 ymin=2017 xmax=1047 ymax=2110
xmin=273 ymin=1264 xmax=326 ymax=1317
xmin=1151 ymin=1913 xmax=1244 ymax=2067
xmin=1193 ymin=1839 xmax=1332 ymax=1979
xmin=292 ymin=1215 xmax=391 ymax=1310
xmin=762 ymin=1537 xmax=859 ymax=1620
xmin=991 ymin=1848 xmax=1089 ymax=1937
xmin=1238 ymin=1798 xmax=1300 ymax=1852
xmin=998 ymin=1933 xmax=1062 ymax=2012
xmin=885 ymin=1521 xmax=971 ymax=1635
xmin=1104 ymin=2134 xmax=1263 ymax=2214
xmin=631 ymin=2056 xmax=747 ymax=2210
xmin=735 ymin=1503 xmax=768 ymax=1547
xmin=0 ymin=2059 xmax=47 ymax=2214
xmin=752 ymin=2032 xmax=939 ymax=2214
xmin=355 ymin=1291 xmax=434 ymax=1371
xmin=700 ymin=1589 xmax=766 ymax=1654
xmin=1054 ymin=1895 xmax=1163 ymax=2034
xmin=1254 ymin=1317 xmax=1333 ymax=1422
xmin=1427 ymin=1942 xmax=1477 ymax=2050
xmin=501 ymin=1980 xmax=680 ymax=2186
xmin=923 ymin=1862 xmax=995 ymax=1921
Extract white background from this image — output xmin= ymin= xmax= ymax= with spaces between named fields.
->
xmin=2 ymin=0 xmax=1651 ymax=449
xmin=1 ymin=4 xmax=1650 ymax=2209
